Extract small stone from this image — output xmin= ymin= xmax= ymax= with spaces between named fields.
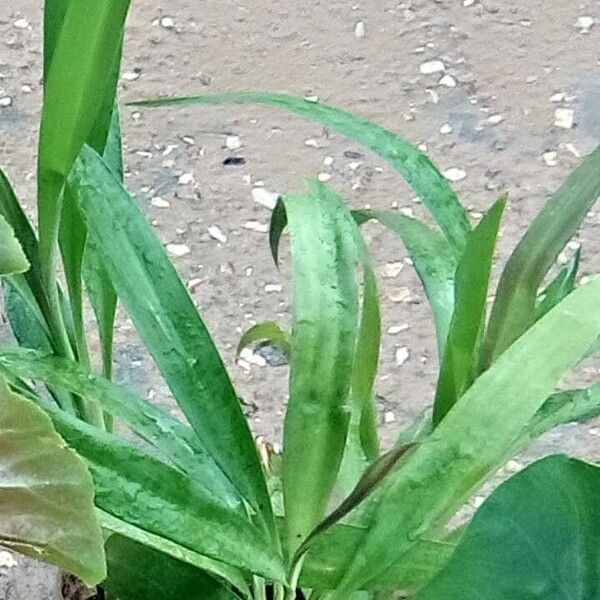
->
xmin=556 ymin=251 xmax=569 ymax=266
xmin=160 ymin=16 xmax=176 ymax=29
xmin=387 ymin=324 xmax=410 ymax=335
xmin=223 ymin=156 xmax=246 ymax=166
xmin=179 ymin=172 xmax=195 ymax=185
xmin=323 ymin=156 xmax=334 ymax=166
xmin=487 ymin=114 xmax=504 ymax=125
xmin=419 ymin=59 xmax=445 ymax=75
xmin=395 ymin=346 xmax=410 ymax=366
xmin=473 ymin=495 xmax=485 ymax=508
xmin=564 ymin=143 xmax=581 ymax=158
xmin=304 ymin=95 xmax=319 ymax=103
xmin=239 ymin=347 xmax=267 ymax=367
xmin=0 ymin=97 xmax=12 ymax=108
xmin=554 ymin=108 xmax=575 ymax=129
xmin=506 ymin=459 xmax=523 ymax=473
xmin=317 ymin=172 xmax=332 ymax=182
xmin=440 ymin=123 xmax=453 ymax=134
xmin=567 ymin=240 xmax=581 ymax=251
xmin=354 ymin=21 xmax=366 ymax=38
xmin=344 ymin=150 xmax=364 ymax=160
xmin=383 ymin=411 xmax=396 ymax=424
xmin=348 ymin=161 xmax=361 ymax=172
xmin=575 ymin=16 xmax=595 ymax=32
xmin=387 ymin=287 xmax=412 ymax=303
xmin=13 ymin=18 xmax=30 ymax=29
xmin=122 ymin=68 xmax=142 ymax=82
xmin=208 ymin=225 xmax=227 ymax=244
xmin=304 ymin=138 xmax=320 ymax=148
xmin=526 ymin=75 xmax=538 ymax=84
xmin=166 ymin=243 xmax=191 ymax=257
xmin=151 ymin=196 xmax=170 ymax=208
xmin=187 ymin=277 xmax=202 ymax=292
xmin=21 ymin=84 xmax=32 ymax=93
xmin=549 ymin=92 xmax=565 ymax=103
xmin=463 ymin=0 xmax=475 ymax=6
xmin=542 ymin=151 xmax=558 ymax=167
xmin=400 ymin=207 xmax=415 ymax=218
xmin=264 ymin=283 xmax=282 ymax=293
xmin=0 ymin=551 xmax=17 ymax=568
xmin=225 ymin=134 xmax=242 ymax=150
xmin=443 ymin=167 xmax=467 ymax=182
xmin=244 ymin=220 xmax=269 ymax=233
xmin=438 ymin=74 xmax=457 ymax=88
xmin=382 ymin=262 xmax=404 ymax=278
xmin=252 ymin=187 xmax=279 ymax=210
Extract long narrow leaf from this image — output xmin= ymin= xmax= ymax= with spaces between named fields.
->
xmin=71 ymin=146 xmax=275 ymax=536
xmin=482 ymin=146 xmax=600 ymax=368
xmin=433 ymin=198 xmax=505 ymax=425
xmin=132 ymin=92 xmax=471 ymax=250
xmin=333 ymin=276 xmax=600 ymax=595
xmin=535 ymin=248 xmax=580 ymax=320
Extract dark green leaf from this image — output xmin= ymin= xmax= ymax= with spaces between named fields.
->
xmin=237 ymin=321 xmax=290 ymax=359
xmin=535 ymin=248 xmax=580 ymax=320
xmin=416 ymin=455 xmax=600 ymax=600
xmin=433 ymin=197 xmax=506 ymax=425
xmin=132 ymin=92 xmax=470 ymax=250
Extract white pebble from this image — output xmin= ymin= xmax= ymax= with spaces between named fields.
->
xmin=178 ymin=172 xmax=195 ymax=185
xmin=187 ymin=277 xmax=202 ymax=292
xmin=383 ymin=411 xmax=396 ymax=424
xmin=348 ymin=161 xmax=361 ymax=172
xmin=542 ymin=151 xmax=558 ymax=167
xmin=463 ymin=0 xmax=475 ymax=6
xmin=382 ymin=262 xmax=404 ymax=278
xmin=388 ymin=287 xmax=412 ymax=303
xmin=239 ymin=347 xmax=267 ymax=367
xmin=151 ymin=196 xmax=170 ymax=208
xmin=13 ymin=18 xmax=29 ymax=29
xmin=400 ymin=207 xmax=415 ymax=218
xmin=506 ymin=459 xmax=523 ymax=473
xmin=122 ymin=70 xmax=141 ymax=82
xmin=166 ymin=243 xmax=191 ymax=258
xmin=208 ymin=225 xmax=227 ymax=244
xmin=395 ymin=346 xmax=411 ymax=366
xmin=304 ymin=95 xmax=319 ymax=103
xmin=354 ymin=21 xmax=366 ymax=38
xmin=575 ymin=16 xmax=595 ymax=32
xmin=419 ymin=60 xmax=445 ymax=75
xmin=244 ymin=220 xmax=269 ymax=233
xmin=549 ymin=92 xmax=565 ymax=103
xmin=304 ymin=138 xmax=320 ymax=148
xmin=387 ymin=324 xmax=409 ymax=335
xmin=438 ymin=74 xmax=457 ymax=88
xmin=323 ymin=156 xmax=334 ymax=166
xmin=317 ymin=172 xmax=332 ymax=182
xmin=252 ymin=187 xmax=279 ymax=210
xmin=225 ymin=135 xmax=242 ymax=150
xmin=554 ymin=108 xmax=575 ymax=129
xmin=440 ymin=123 xmax=453 ymax=134
xmin=0 ymin=97 xmax=12 ymax=108
xmin=264 ymin=283 xmax=282 ymax=293
xmin=473 ymin=495 xmax=485 ymax=508
xmin=443 ymin=167 xmax=467 ymax=182
xmin=0 ymin=551 xmax=17 ymax=568
xmin=564 ymin=143 xmax=581 ymax=158
xmin=160 ymin=16 xmax=175 ymax=29
xmin=487 ymin=114 xmax=504 ymax=125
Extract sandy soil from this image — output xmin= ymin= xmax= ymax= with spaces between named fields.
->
xmin=1 ymin=0 xmax=599 ymax=597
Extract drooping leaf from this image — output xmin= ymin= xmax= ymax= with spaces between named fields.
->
xmin=354 ymin=209 xmax=458 ymax=356
xmin=0 ymin=378 xmax=105 ymax=584
xmin=39 ymin=402 xmax=286 ymax=583
xmin=535 ymin=248 xmax=580 ymax=320
xmin=132 ymin=92 xmax=471 ymax=250
xmin=0 ymin=347 xmax=241 ymax=509
xmin=482 ymin=145 xmax=600 ymax=369
xmin=71 ymin=146 xmax=275 ymax=537
xmin=416 ymin=455 xmax=600 ymax=600
xmin=279 ymin=182 xmax=361 ymax=554
xmin=332 ymin=276 xmax=600 ymax=595
xmin=433 ymin=197 xmax=506 ymax=425
xmin=103 ymin=535 xmax=240 ymax=600
xmin=0 ymin=214 xmax=29 ymax=275
xmin=237 ymin=321 xmax=291 ymax=359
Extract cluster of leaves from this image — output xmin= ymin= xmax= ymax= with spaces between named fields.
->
xmin=0 ymin=1 xmax=598 ymax=599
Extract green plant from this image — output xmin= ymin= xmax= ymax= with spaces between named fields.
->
xmin=0 ymin=2 xmax=599 ymax=598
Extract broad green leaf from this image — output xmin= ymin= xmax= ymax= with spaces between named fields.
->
xmin=0 ymin=347 xmax=241 ymax=509
xmin=39 ymin=402 xmax=285 ymax=583
xmin=582 ymin=335 xmax=600 ymax=361
xmin=354 ymin=209 xmax=458 ymax=356
xmin=416 ymin=455 xmax=600 ymax=600
xmin=132 ymin=92 xmax=471 ymax=250
xmin=301 ymin=522 xmax=454 ymax=592
xmin=237 ymin=321 xmax=291 ymax=359
xmin=433 ymin=197 xmax=506 ymax=425
xmin=71 ymin=146 xmax=274 ymax=537
xmin=43 ymin=0 xmax=69 ymax=76
xmin=104 ymin=535 xmax=239 ymax=600
xmin=333 ymin=276 xmax=600 ymax=595
xmin=482 ymin=145 xmax=600 ymax=368
xmin=280 ymin=182 xmax=361 ymax=554
xmin=0 ymin=378 xmax=105 ymax=584
xmin=535 ymin=248 xmax=580 ymax=320
xmin=0 ymin=214 xmax=29 ymax=275
xmin=101 ymin=512 xmax=251 ymax=598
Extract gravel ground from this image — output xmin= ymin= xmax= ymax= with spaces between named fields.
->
xmin=1 ymin=0 xmax=599 ymax=596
